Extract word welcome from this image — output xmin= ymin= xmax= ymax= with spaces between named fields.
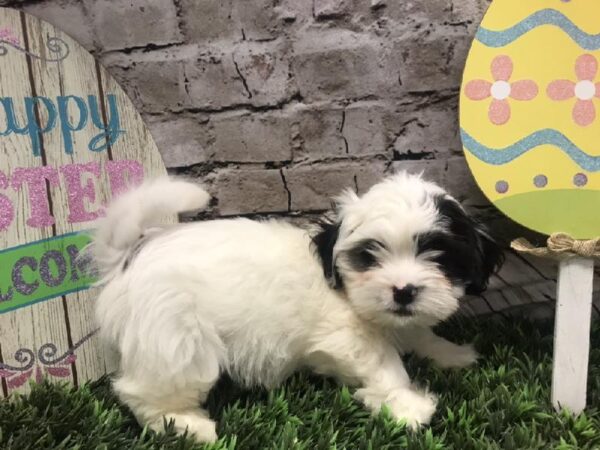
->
xmin=0 ymin=94 xmax=123 ymax=156
xmin=0 ymin=160 xmax=143 ymax=230
xmin=0 ymin=232 xmax=96 ymax=314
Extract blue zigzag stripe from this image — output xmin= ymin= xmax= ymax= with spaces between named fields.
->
xmin=461 ymin=128 xmax=600 ymax=172
xmin=476 ymin=9 xmax=600 ymax=50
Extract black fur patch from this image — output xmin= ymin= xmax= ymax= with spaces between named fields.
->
xmin=346 ymin=239 xmax=383 ymax=272
xmin=312 ymin=220 xmax=343 ymax=288
xmin=417 ymin=196 xmax=504 ymax=295
xmin=122 ymin=234 xmax=149 ymax=272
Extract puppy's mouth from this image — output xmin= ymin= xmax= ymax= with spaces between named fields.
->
xmin=391 ymin=306 xmax=413 ymax=317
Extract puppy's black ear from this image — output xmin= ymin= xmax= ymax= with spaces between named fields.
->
xmin=435 ymin=195 xmax=504 ymax=295
xmin=312 ymin=220 xmax=343 ymax=289
xmin=465 ymin=222 xmax=505 ymax=295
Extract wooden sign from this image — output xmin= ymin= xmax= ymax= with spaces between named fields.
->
xmin=460 ymin=0 xmax=600 ymax=414
xmin=0 ymin=7 xmax=169 ymax=396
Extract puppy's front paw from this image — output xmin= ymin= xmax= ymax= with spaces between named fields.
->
xmin=149 ymin=412 xmax=218 ymax=443
xmin=387 ymin=388 xmax=437 ymax=430
xmin=432 ymin=343 xmax=479 ymax=369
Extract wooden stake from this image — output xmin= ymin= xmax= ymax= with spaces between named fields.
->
xmin=551 ymin=257 xmax=594 ymax=414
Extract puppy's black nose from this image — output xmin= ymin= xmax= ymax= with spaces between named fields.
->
xmin=393 ymin=284 xmax=418 ymax=306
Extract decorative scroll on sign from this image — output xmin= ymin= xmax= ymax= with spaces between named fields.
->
xmin=0 ymin=8 xmax=170 ymax=396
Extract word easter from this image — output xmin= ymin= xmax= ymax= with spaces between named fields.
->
xmin=0 ymin=94 xmax=123 ymax=156
xmin=0 ymin=160 xmax=143 ymax=231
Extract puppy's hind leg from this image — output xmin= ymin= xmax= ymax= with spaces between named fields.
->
xmin=114 ymin=375 xmax=219 ymax=442
xmin=113 ymin=291 xmax=226 ymax=443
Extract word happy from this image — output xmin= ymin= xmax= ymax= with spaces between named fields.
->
xmin=0 ymin=94 xmax=123 ymax=156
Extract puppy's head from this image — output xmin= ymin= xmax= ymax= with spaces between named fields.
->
xmin=312 ymin=172 xmax=504 ymax=328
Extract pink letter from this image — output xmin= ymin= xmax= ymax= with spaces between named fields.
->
xmin=60 ymin=162 xmax=104 ymax=223
xmin=11 ymin=166 xmax=59 ymax=228
xmin=0 ymin=170 xmax=14 ymax=231
xmin=106 ymin=160 xmax=144 ymax=197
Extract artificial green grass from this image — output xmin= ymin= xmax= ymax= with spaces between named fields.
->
xmin=1 ymin=317 xmax=599 ymax=449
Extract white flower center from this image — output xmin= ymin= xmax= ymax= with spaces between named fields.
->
xmin=491 ymin=81 xmax=511 ymax=100
xmin=575 ymin=80 xmax=596 ymax=100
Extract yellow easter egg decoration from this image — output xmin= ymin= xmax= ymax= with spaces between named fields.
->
xmin=460 ymin=0 xmax=600 ymax=239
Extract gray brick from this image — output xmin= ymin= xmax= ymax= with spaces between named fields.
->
xmin=24 ymin=0 xmax=96 ymax=50
xmin=384 ymin=0 xmax=453 ymax=23
xmin=180 ymin=0 xmax=278 ymax=43
xmin=180 ymin=0 xmax=240 ymax=42
xmin=147 ymin=116 xmax=211 ymax=168
xmin=391 ymin=158 xmax=488 ymax=206
xmin=293 ymin=105 xmax=346 ymax=159
xmin=395 ymin=29 xmax=471 ymax=92
xmin=343 ymin=102 xmax=390 ymax=156
xmin=444 ymin=158 xmax=487 ymax=206
xmin=236 ymin=0 xmax=279 ymax=41
xmin=292 ymin=30 xmax=399 ymax=101
xmin=355 ymin=161 xmax=388 ymax=194
xmin=285 ymin=162 xmax=386 ymax=211
xmin=233 ymin=40 xmax=297 ymax=107
xmin=450 ymin=0 xmax=490 ymax=29
xmin=393 ymin=107 xmax=461 ymax=157
xmin=87 ymin=0 xmax=182 ymax=51
xmin=215 ymin=169 xmax=288 ymax=215
xmin=211 ymin=112 xmax=292 ymax=163
xmin=275 ymin=0 xmax=313 ymax=25
xmin=102 ymin=56 xmax=188 ymax=113
xmin=390 ymin=159 xmax=447 ymax=184
xmin=184 ymin=49 xmax=250 ymax=110
xmin=314 ymin=0 xmax=350 ymax=19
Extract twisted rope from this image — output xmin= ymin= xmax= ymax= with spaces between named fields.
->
xmin=511 ymin=233 xmax=600 ymax=260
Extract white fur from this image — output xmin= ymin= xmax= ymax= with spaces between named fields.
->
xmin=92 ymin=173 xmax=479 ymax=443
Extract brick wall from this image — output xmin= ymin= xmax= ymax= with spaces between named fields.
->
xmin=4 ymin=0 xmax=534 ymax=242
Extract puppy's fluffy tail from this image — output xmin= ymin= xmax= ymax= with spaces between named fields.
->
xmin=90 ymin=177 xmax=210 ymax=280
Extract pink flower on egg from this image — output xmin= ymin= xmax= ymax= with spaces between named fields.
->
xmin=547 ymin=54 xmax=600 ymax=127
xmin=465 ymin=55 xmax=539 ymax=125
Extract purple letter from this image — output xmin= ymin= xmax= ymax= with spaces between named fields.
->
xmin=60 ymin=162 xmax=104 ymax=223
xmin=0 ymin=170 xmax=14 ymax=231
xmin=11 ymin=166 xmax=59 ymax=228
xmin=106 ymin=160 xmax=144 ymax=197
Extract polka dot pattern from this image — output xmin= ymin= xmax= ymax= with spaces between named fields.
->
xmin=495 ymin=180 xmax=509 ymax=193
xmin=533 ymin=174 xmax=548 ymax=188
xmin=574 ymin=173 xmax=588 ymax=187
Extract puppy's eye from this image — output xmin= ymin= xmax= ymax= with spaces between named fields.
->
xmin=347 ymin=240 xmax=383 ymax=272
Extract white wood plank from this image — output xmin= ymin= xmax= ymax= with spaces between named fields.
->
xmin=0 ymin=8 xmax=70 ymax=397
xmin=24 ymin=12 xmax=115 ymax=385
xmin=551 ymin=257 xmax=594 ymax=414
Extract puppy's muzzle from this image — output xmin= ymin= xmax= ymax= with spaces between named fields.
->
xmin=393 ymin=284 xmax=418 ymax=306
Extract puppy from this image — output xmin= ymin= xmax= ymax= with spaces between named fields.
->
xmin=91 ymin=172 xmax=503 ymax=442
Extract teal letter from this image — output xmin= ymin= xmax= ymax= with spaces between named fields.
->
xmin=57 ymin=95 xmax=88 ymax=155
xmin=0 ymin=97 xmax=56 ymax=156
xmin=88 ymin=94 xmax=124 ymax=152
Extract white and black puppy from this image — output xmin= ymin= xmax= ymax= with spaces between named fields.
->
xmin=91 ymin=172 xmax=503 ymax=442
